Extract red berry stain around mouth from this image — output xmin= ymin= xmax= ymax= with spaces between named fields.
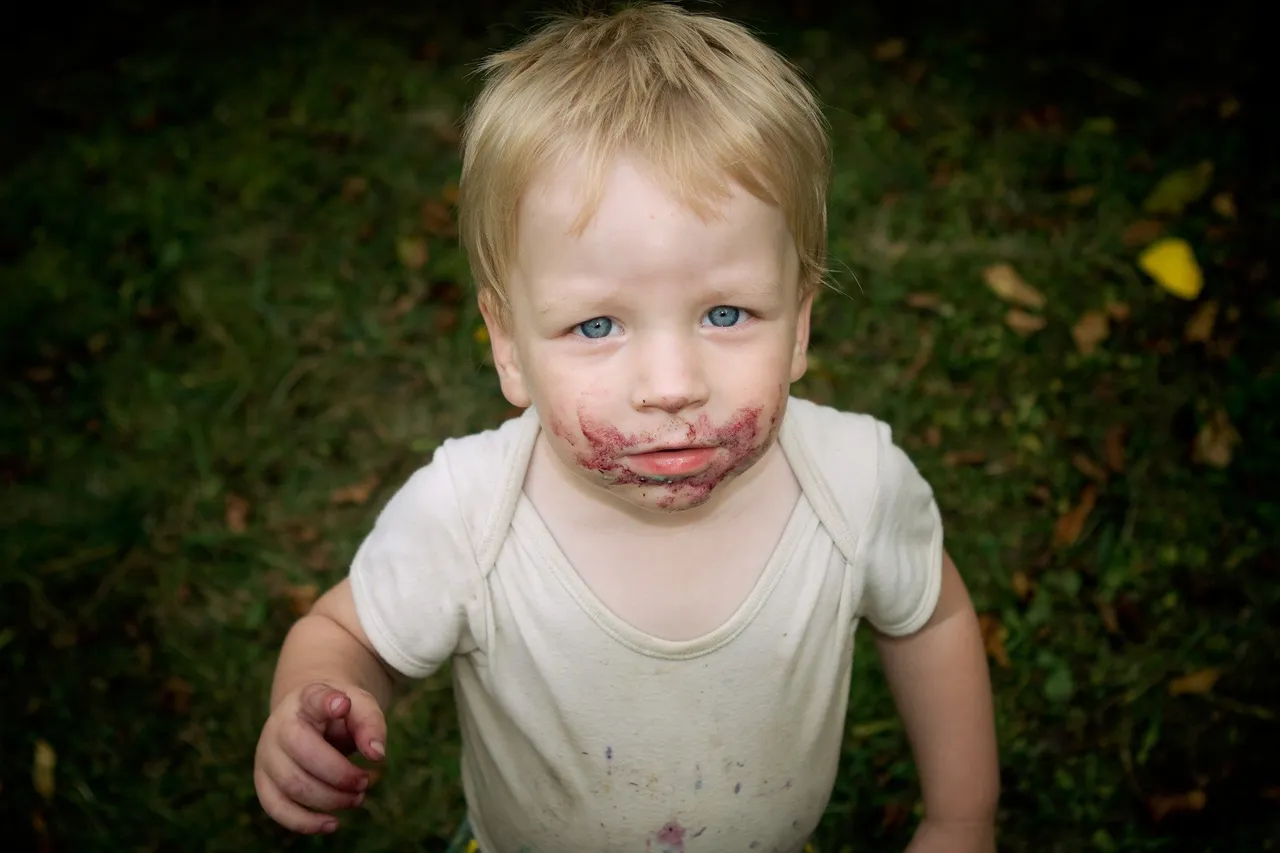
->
xmin=571 ymin=404 xmax=778 ymax=507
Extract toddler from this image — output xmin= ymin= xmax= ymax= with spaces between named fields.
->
xmin=253 ymin=5 xmax=999 ymax=851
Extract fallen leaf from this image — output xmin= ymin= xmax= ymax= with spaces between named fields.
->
xmin=224 ymin=494 xmax=250 ymax=534
xmin=1098 ymin=599 xmax=1120 ymax=634
xmin=163 ymin=676 xmax=193 ymax=715
xmin=984 ymin=263 xmax=1046 ymax=309
xmin=330 ymin=474 xmax=380 ymax=506
xmin=421 ymin=200 xmax=455 ymax=236
xmin=1104 ymin=425 xmax=1127 ymax=472
xmin=33 ymin=740 xmax=56 ymax=801
xmin=1211 ymin=192 xmax=1237 ymax=220
xmin=1169 ymin=667 xmax=1222 ymax=696
xmin=291 ymin=524 xmax=320 ymax=544
xmin=340 ymin=175 xmax=368 ymax=201
xmin=1138 ymin=238 xmax=1204 ymax=300
xmin=1183 ymin=300 xmax=1219 ymax=343
xmin=1122 ymin=219 xmax=1165 ymax=248
xmin=1192 ymin=410 xmax=1239 ymax=468
xmin=943 ymin=450 xmax=987 ymax=467
xmin=1071 ymin=310 xmax=1110 ymax=355
xmin=1106 ymin=301 xmax=1132 ymax=322
xmin=1143 ymin=160 xmax=1214 ymax=215
xmin=442 ymin=183 xmax=460 ymax=205
xmin=880 ymin=800 xmax=912 ymax=830
xmin=1011 ymin=570 xmax=1033 ymax=601
xmin=1072 ymin=453 xmax=1108 ymax=482
xmin=1004 ymin=308 xmax=1047 ymax=336
xmin=977 ymin=613 xmax=1011 ymax=667
xmin=1053 ymin=483 xmax=1098 ymax=548
xmin=905 ymin=292 xmax=943 ymax=311
xmin=287 ymin=584 xmax=320 ymax=617
xmin=872 ymin=37 xmax=906 ymax=61
xmin=1066 ymin=185 xmax=1097 ymax=206
xmin=923 ymin=425 xmax=942 ymax=448
xmin=26 ymin=366 xmax=55 ymax=383
xmin=396 ymin=236 xmax=429 ymax=271
xmin=1148 ymin=790 xmax=1207 ymax=822
xmin=434 ymin=307 xmax=460 ymax=334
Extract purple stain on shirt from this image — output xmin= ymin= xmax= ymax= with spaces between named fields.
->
xmin=655 ymin=821 xmax=686 ymax=853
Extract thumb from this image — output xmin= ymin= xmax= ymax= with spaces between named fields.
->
xmin=337 ymin=689 xmax=387 ymax=762
xmin=296 ymin=682 xmax=351 ymax=727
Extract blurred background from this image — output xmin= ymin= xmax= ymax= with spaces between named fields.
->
xmin=2 ymin=0 xmax=1276 ymax=851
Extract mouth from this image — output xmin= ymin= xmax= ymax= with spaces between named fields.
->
xmin=624 ymin=445 xmax=719 ymax=479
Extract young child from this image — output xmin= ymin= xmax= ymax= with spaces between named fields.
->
xmin=253 ymin=4 xmax=999 ymax=851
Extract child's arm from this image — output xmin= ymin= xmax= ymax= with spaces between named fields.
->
xmin=874 ymin=551 xmax=1000 ymax=853
xmin=255 ymin=579 xmax=397 ymax=835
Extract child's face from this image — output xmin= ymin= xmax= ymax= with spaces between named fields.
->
xmin=482 ymin=154 xmax=813 ymax=513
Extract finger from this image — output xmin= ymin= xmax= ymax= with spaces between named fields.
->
xmin=266 ymin=748 xmax=366 ymax=812
xmin=296 ymin=682 xmax=350 ymax=726
xmin=255 ymin=767 xmax=339 ymax=835
xmin=341 ymin=689 xmax=388 ymax=762
xmin=323 ymin=716 xmax=357 ymax=755
xmin=281 ymin=723 xmax=370 ymax=792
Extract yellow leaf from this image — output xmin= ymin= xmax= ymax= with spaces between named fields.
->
xmin=1169 ymin=667 xmax=1222 ymax=696
xmin=1138 ymin=238 xmax=1203 ymax=300
xmin=1184 ymin=300 xmax=1219 ymax=343
xmin=1143 ymin=160 xmax=1214 ymax=215
xmin=1071 ymin=310 xmax=1110 ymax=355
xmin=984 ymin=264 xmax=1046 ymax=309
xmin=33 ymin=739 xmax=56 ymax=801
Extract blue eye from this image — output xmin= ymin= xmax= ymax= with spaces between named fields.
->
xmin=705 ymin=306 xmax=743 ymax=327
xmin=576 ymin=317 xmax=614 ymax=339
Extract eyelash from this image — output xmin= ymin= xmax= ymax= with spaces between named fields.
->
xmin=571 ymin=306 xmax=753 ymax=339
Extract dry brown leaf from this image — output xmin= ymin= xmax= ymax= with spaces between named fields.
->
xmin=340 ymin=175 xmax=368 ymax=201
xmin=1098 ymin=599 xmax=1120 ymax=634
xmin=224 ymin=494 xmax=250 ymax=534
xmin=944 ymin=450 xmax=987 ymax=467
xmin=1122 ymin=219 xmax=1165 ymax=248
xmin=1169 ymin=667 xmax=1222 ymax=696
xmin=1184 ymin=300 xmax=1219 ymax=343
xmin=396 ymin=237 xmax=428 ymax=271
xmin=1148 ymin=790 xmax=1207 ymax=822
xmin=872 ymin=37 xmax=907 ymax=61
xmin=434 ymin=307 xmax=460 ymax=335
xmin=923 ymin=425 xmax=942 ymax=448
xmin=330 ymin=474 xmax=380 ymax=506
xmin=984 ymin=264 xmax=1046 ymax=309
xmin=389 ymin=292 xmax=418 ymax=320
xmin=441 ymin=183 xmax=460 ymax=206
xmin=1066 ymin=185 xmax=1097 ymax=206
xmin=905 ymin=292 xmax=943 ymax=311
xmin=287 ymin=584 xmax=320 ymax=617
xmin=1104 ymin=425 xmax=1127 ymax=473
xmin=1053 ymin=483 xmax=1098 ymax=548
xmin=421 ymin=200 xmax=456 ymax=236
xmin=33 ymin=740 xmax=56 ymax=801
xmin=1071 ymin=310 xmax=1111 ymax=355
xmin=1011 ymin=570 xmax=1033 ymax=602
xmin=1192 ymin=410 xmax=1239 ymax=468
xmin=1004 ymin=308 xmax=1047 ymax=336
xmin=1071 ymin=453 xmax=1109 ymax=482
xmin=1106 ymin=301 xmax=1132 ymax=322
xmin=26 ymin=366 xmax=55 ymax=383
xmin=977 ymin=614 xmax=1011 ymax=668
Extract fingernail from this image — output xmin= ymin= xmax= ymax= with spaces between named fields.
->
xmin=328 ymin=696 xmax=343 ymax=715
xmin=322 ymin=820 xmax=338 ymax=834
xmin=368 ymin=740 xmax=385 ymax=760
xmin=356 ymin=776 xmax=369 ymax=792
xmin=354 ymin=793 xmax=365 ymax=807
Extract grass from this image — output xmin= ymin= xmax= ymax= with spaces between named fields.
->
xmin=3 ymin=2 xmax=1277 ymax=851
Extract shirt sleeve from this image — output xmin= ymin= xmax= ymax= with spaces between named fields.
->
xmin=348 ymin=450 xmax=483 ymax=679
xmin=856 ymin=422 xmax=945 ymax=637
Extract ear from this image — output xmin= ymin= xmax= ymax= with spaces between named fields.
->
xmin=789 ymin=289 xmax=815 ymax=382
xmin=478 ymin=290 xmax=532 ymax=408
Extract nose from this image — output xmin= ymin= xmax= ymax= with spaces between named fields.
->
xmin=630 ymin=331 xmax=709 ymax=414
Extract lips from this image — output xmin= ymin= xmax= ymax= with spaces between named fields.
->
xmin=625 ymin=446 xmax=719 ymax=478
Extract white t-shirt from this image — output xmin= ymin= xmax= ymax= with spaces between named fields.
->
xmin=350 ymin=397 xmax=943 ymax=853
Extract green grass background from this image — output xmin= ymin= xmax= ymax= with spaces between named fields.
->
xmin=3 ymin=2 xmax=1277 ymax=851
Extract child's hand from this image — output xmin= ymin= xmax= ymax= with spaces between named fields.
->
xmin=254 ymin=682 xmax=387 ymax=834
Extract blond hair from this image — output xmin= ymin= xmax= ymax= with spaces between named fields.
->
xmin=458 ymin=2 xmax=830 ymax=318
